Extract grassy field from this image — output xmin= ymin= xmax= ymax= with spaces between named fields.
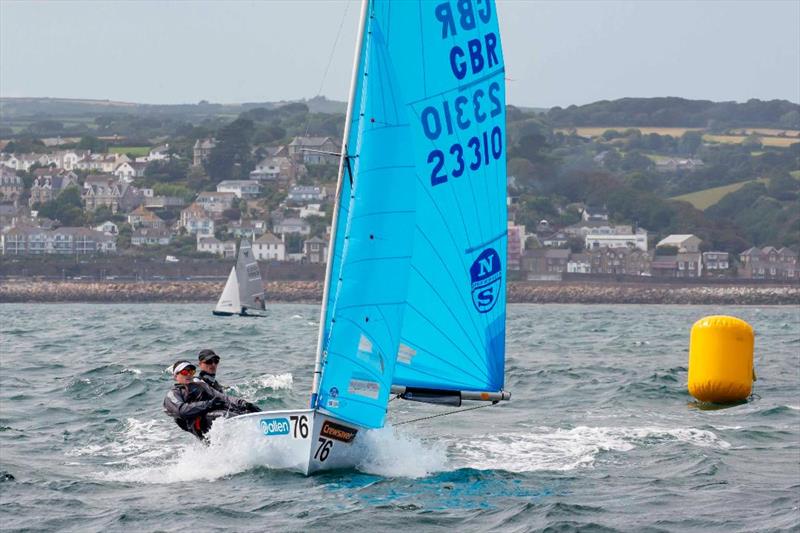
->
xmin=109 ymin=146 xmax=150 ymax=156
xmin=703 ymin=134 xmax=800 ymax=148
xmin=730 ymin=128 xmax=800 ymax=138
xmin=557 ymin=127 xmax=702 ymax=138
xmin=791 ymin=170 xmax=800 ymax=179
xmin=670 ymin=178 xmax=769 ymax=210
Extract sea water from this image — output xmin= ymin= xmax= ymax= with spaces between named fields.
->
xmin=0 ymin=303 xmax=798 ymax=532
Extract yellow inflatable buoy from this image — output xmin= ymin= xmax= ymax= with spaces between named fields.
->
xmin=688 ymin=315 xmax=754 ymax=403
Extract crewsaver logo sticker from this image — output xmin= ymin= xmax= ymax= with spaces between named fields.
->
xmin=320 ymin=420 xmax=358 ymax=443
xmin=470 ymin=248 xmax=501 ymax=313
xmin=260 ymin=417 xmax=290 ymax=436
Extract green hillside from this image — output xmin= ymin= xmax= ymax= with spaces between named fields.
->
xmin=671 ymin=179 xmax=768 ymax=210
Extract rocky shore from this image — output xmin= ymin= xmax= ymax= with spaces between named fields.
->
xmin=1 ymin=280 xmax=798 ymax=305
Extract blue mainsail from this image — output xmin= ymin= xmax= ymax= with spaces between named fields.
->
xmin=316 ymin=0 xmax=507 ymax=428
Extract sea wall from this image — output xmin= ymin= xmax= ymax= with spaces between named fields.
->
xmin=1 ymin=280 xmax=798 ymax=305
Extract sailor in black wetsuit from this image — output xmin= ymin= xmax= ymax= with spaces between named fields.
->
xmin=195 ymin=349 xmax=260 ymax=413
xmin=196 ymin=349 xmax=225 ymax=393
xmin=163 ymin=360 xmax=260 ymax=441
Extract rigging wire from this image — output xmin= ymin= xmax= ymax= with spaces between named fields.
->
xmin=393 ymin=400 xmax=499 ymax=426
xmin=303 ymin=1 xmax=351 ymax=138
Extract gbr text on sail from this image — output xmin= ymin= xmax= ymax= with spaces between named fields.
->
xmin=423 ymin=0 xmax=503 ymax=187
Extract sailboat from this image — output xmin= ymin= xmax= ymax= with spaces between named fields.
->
xmin=212 ymin=239 xmax=267 ymax=317
xmin=226 ymin=0 xmax=509 ymax=474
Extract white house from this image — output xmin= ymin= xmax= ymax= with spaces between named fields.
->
xmin=94 ymin=221 xmax=119 ymax=236
xmin=113 ymin=162 xmax=136 ymax=183
xmin=253 ymin=232 xmax=286 ymax=261
xmin=274 ymin=217 xmax=311 ymax=236
xmin=567 ymin=253 xmax=591 ymax=274
xmin=585 ymin=231 xmax=648 ymax=252
xmin=216 ymin=180 xmax=262 ymax=199
xmin=148 ymin=145 xmax=170 ymax=161
xmin=181 ymin=203 xmax=215 ymax=235
xmin=197 ymin=236 xmax=236 ymax=258
xmin=299 ymin=204 xmax=326 ymax=219
xmin=196 ymin=192 xmax=236 ymax=216
xmin=287 ymin=186 xmax=326 ymax=204
xmin=131 ymin=227 xmax=172 ymax=246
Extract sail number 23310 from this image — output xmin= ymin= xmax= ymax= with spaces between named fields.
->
xmin=420 ymin=81 xmax=504 ymax=187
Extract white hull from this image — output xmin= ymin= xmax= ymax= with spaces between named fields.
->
xmin=226 ymin=408 xmax=365 ymax=475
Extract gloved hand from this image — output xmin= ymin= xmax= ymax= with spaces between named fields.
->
xmin=210 ymin=397 xmax=229 ymax=410
xmin=244 ymin=401 xmax=261 ymax=413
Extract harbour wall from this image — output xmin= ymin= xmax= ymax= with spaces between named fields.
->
xmin=1 ymin=280 xmax=798 ymax=305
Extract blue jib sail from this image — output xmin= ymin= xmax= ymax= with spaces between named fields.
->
xmin=317 ymin=0 xmax=506 ymax=429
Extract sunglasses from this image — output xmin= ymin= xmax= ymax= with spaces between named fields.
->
xmin=203 ymin=358 xmax=220 ymax=365
xmin=178 ymin=368 xmax=195 ymax=376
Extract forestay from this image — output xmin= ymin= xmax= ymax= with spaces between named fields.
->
xmin=315 ymin=0 xmax=507 ymax=429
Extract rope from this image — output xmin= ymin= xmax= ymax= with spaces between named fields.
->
xmin=393 ymin=401 xmax=498 ymax=427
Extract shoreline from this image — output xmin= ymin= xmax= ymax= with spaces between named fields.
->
xmin=1 ymin=280 xmax=798 ymax=305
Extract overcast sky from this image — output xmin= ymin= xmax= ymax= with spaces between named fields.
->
xmin=1 ymin=0 xmax=798 ymax=108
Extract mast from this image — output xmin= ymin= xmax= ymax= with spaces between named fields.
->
xmin=310 ymin=0 xmax=370 ymax=408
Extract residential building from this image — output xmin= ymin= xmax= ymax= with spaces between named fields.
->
xmin=250 ymin=155 xmax=301 ymax=181
xmin=180 ymin=203 xmax=214 ymax=235
xmin=196 ymin=236 xmax=236 ymax=258
xmin=563 ymin=221 xmax=633 ymax=238
xmin=567 ymin=253 xmax=591 ymax=274
xmin=28 ymin=171 xmax=79 ymax=207
xmin=113 ymin=161 xmax=136 ymax=183
xmin=657 ymin=234 xmax=702 ymax=253
xmin=274 ymin=217 xmax=311 ymax=236
xmin=702 ymin=251 xmax=730 ymax=273
xmin=127 ymin=205 xmax=165 ymax=229
xmin=507 ymin=222 xmax=526 ymax=271
xmin=299 ymin=204 xmax=326 ymax=219
xmin=676 ymin=251 xmax=703 ymax=278
xmin=303 ymin=236 xmax=328 ymax=264
xmin=655 ymin=158 xmax=705 ymax=172
xmin=286 ymin=185 xmax=327 ymax=204
xmin=131 ymin=227 xmax=172 ymax=246
xmin=738 ymin=246 xmax=798 ymax=279
xmin=540 ymin=232 xmax=569 ymax=248
xmin=94 ymin=220 xmax=119 ymax=236
xmin=143 ymin=196 xmax=186 ymax=209
xmin=253 ymin=232 xmax=285 ymax=261
xmin=1 ymin=225 xmax=115 ymax=255
xmin=651 ymin=255 xmax=678 ymax=277
xmin=522 ymin=248 xmax=570 ymax=276
xmin=581 ymin=205 xmax=609 ymax=222
xmin=229 ymin=219 xmax=268 ymax=239
xmin=287 ymin=136 xmax=340 ymax=165
xmin=585 ymin=230 xmax=648 ymax=252
xmin=588 ymin=248 xmax=651 ymax=276
xmin=148 ymin=145 xmax=171 ymax=161
xmin=82 ymin=176 xmax=141 ymax=213
xmin=193 ymin=138 xmax=216 ymax=167
xmin=196 ymin=191 xmax=235 ymax=216
xmin=0 ymin=168 xmax=23 ymax=203
xmin=216 ymin=180 xmax=262 ymax=199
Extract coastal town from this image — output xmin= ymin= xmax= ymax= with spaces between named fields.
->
xmin=0 ymin=133 xmax=796 ymax=282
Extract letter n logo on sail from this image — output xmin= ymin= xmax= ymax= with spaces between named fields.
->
xmin=470 ymin=248 xmax=501 ymax=313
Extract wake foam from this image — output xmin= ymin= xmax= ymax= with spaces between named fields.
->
xmin=226 ymin=373 xmax=293 ymax=398
xmin=451 ymin=426 xmax=730 ymax=473
xmin=91 ymin=417 xmax=445 ymax=483
xmin=354 ymin=425 xmax=447 ymax=478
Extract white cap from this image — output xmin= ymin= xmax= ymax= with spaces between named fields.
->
xmin=170 ymin=360 xmax=196 ymax=376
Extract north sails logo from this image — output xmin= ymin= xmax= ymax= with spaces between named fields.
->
xmin=260 ymin=417 xmax=290 ymax=436
xmin=470 ymin=248 xmax=501 ymax=313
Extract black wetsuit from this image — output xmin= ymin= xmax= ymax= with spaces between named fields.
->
xmin=163 ymin=380 xmax=259 ymax=440
xmin=198 ymin=371 xmax=224 ymax=393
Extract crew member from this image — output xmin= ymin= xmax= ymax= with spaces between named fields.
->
xmin=163 ymin=360 xmax=260 ymax=441
xmin=196 ymin=349 xmax=260 ymax=413
xmin=197 ymin=349 xmax=224 ymax=393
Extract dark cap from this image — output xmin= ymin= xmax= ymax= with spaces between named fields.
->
xmin=198 ymin=349 xmax=219 ymax=362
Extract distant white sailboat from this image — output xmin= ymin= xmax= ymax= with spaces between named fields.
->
xmin=225 ymin=0 xmax=509 ymax=474
xmin=212 ymin=239 xmax=266 ymax=317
